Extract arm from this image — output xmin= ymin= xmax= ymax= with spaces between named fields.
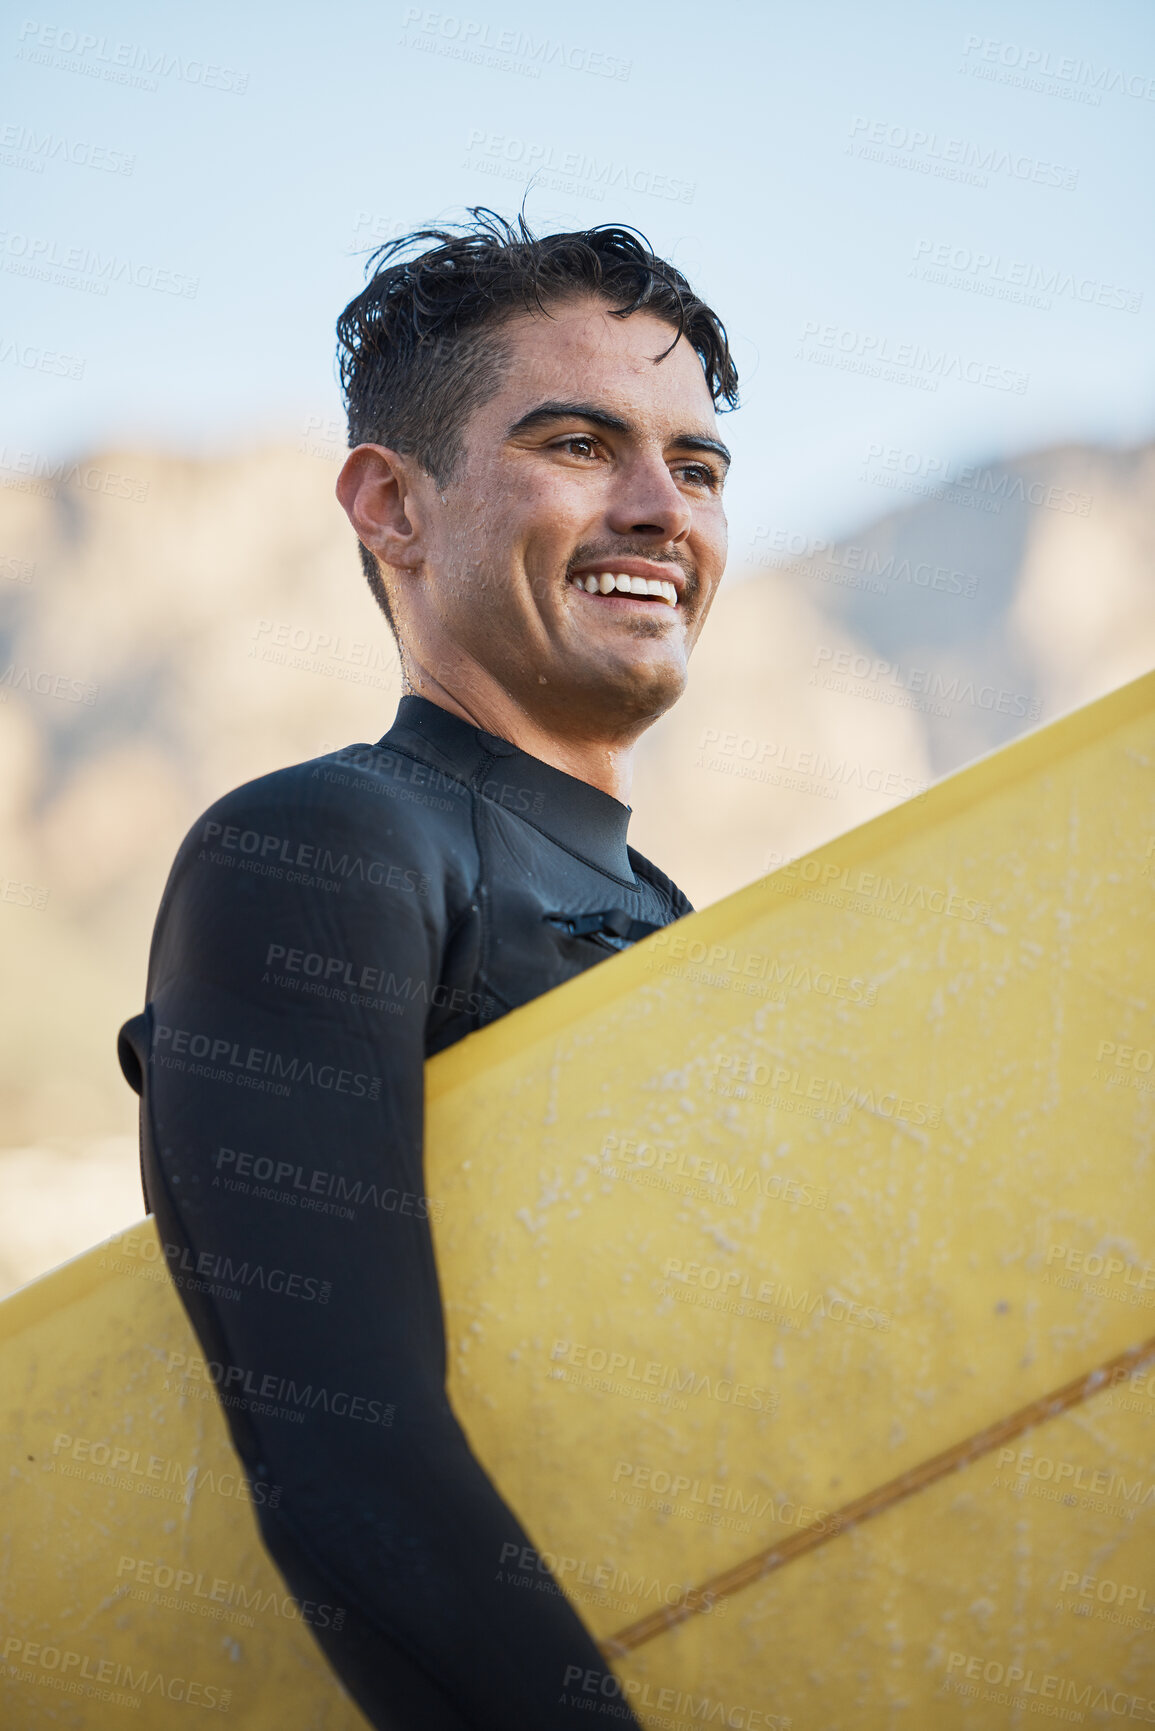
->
xmin=120 ymin=765 xmax=638 ymax=1730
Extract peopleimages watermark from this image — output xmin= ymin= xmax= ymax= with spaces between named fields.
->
xmin=312 ymin=748 xmax=468 ymax=818
xmin=599 ymin=1131 xmax=827 ymax=1211
xmin=548 ymin=1338 xmax=777 ymax=1414
xmin=1 ymin=1636 xmax=230 ymax=1713
xmin=1091 ymin=1038 xmax=1155 ymax=1098
xmin=762 ymin=851 xmax=992 ymax=926
xmin=114 ymin=1554 xmax=345 ymax=1633
xmin=795 ymin=319 xmax=1028 ymax=394
xmin=847 ymin=115 xmax=1078 ymax=189
xmin=661 ymin=1257 xmax=893 ymax=1333
xmin=47 ymin=1429 xmax=281 ymax=1509
xmin=295 ymin=413 xmax=344 ymax=461
xmin=0 ymin=229 xmax=198 ymax=298
xmin=695 ymin=723 xmax=930 ymax=803
xmin=249 ymin=615 xmax=396 ymax=692
xmin=262 ymin=941 xmax=480 ymax=1021
xmin=321 ymin=741 xmax=551 ymax=825
xmin=749 ymin=524 xmax=982 ymax=596
xmin=344 ymin=213 xmax=407 ymax=257
xmin=494 ymin=1541 xmax=729 ymax=1623
xmin=15 ymin=19 xmax=249 ymax=95
xmin=0 ymin=446 xmax=148 ymax=501
xmin=1042 ymin=1241 xmax=1155 ymax=1309
xmin=398 ymin=7 xmax=631 ymax=81
xmin=212 ymin=1144 xmax=444 ymax=1224
xmin=1102 ymin=1363 xmax=1155 ymax=1417
xmin=152 ymin=1021 xmax=382 ymax=1102
xmin=610 ymin=1458 xmax=842 ymax=1541
xmin=911 ymin=238 xmax=1142 ymax=315
xmin=859 ymin=443 xmax=1093 ymax=517
xmin=989 ymin=1446 xmax=1149 ymax=1523
xmin=560 ymin=1668 xmax=790 ymax=1729
xmin=709 ymin=1052 xmax=941 ymax=1129
xmin=0 ymin=660 xmax=97 ymax=705
xmin=1057 ymin=1568 xmax=1155 ymax=1623
xmin=0 ymin=118 xmax=135 ymax=175
xmin=1 ymin=875 xmax=48 ymax=910
xmin=645 ymin=923 xmax=879 ymax=1007
xmin=163 ymin=1349 xmax=397 ymax=1429
xmin=198 ymin=817 xmax=430 ymax=897
xmin=944 ymin=1648 xmax=1155 ymax=1719
xmin=464 ymin=128 xmax=694 ymax=205
xmin=102 ymin=1226 xmax=332 ymax=1306
xmin=0 ymin=334 xmax=85 ymax=379
xmin=958 ymin=34 xmax=1155 ymax=105
xmin=810 ymin=645 xmax=1041 ymax=721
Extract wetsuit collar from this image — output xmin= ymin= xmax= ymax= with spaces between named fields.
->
xmin=382 ymin=695 xmax=637 ymax=883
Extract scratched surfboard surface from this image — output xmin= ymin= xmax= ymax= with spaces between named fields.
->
xmin=426 ymin=669 xmax=1155 ymax=1728
xmin=2 ymin=671 xmax=1153 ymax=1728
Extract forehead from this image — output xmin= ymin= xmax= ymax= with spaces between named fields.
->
xmin=489 ymin=296 xmax=719 ymax=430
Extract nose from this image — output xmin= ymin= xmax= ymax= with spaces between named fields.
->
xmin=605 ymin=453 xmax=692 ymax=544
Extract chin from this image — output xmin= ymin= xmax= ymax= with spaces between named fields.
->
xmin=598 ymin=649 xmax=687 ymax=724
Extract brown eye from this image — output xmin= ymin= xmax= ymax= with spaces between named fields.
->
xmin=677 ymin=463 xmax=718 ymax=488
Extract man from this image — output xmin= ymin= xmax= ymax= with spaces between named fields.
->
xmin=119 ymin=209 xmax=738 ymax=1729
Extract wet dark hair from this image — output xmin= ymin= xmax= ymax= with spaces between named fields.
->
xmin=335 ymin=207 xmax=738 ymax=627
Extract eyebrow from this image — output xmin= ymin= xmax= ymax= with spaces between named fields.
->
xmin=505 ymin=400 xmax=732 ymax=471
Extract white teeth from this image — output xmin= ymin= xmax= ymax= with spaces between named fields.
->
xmin=570 ymin=571 xmax=679 ymax=605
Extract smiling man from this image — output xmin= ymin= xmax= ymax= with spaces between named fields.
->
xmin=118 ymin=211 xmax=738 ymax=1730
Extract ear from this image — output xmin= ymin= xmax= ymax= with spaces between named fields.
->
xmin=336 ymin=444 xmax=428 ymax=571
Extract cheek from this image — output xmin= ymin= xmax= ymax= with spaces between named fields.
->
xmin=458 ymin=485 xmax=541 ymax=565
xmin=511 ymin=457 xmax=603 ymax=527
xmin=516 ymin=489 xmax=592 ymax=588
xmin=697 ymin=502 xmax=728 ymax=559
xmin=521 ymin=475 xmax=589 ymax=539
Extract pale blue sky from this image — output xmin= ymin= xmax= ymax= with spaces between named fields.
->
xmin=3 ymin=0 xmax=1153 ymax=554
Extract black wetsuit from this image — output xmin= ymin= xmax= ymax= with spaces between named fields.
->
xmin=118 ymin=695 xmax=691 ymax=1730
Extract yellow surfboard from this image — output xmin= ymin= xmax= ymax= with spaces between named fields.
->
xmin=3 ymin=670 xmax=1154 ymax=1728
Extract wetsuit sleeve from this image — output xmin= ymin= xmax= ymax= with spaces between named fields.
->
xmin=122 ymin=771 xmax=638 ymax=1731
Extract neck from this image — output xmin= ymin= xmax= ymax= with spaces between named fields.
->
xmin=402 ymin=657 xmax=640 ymax=804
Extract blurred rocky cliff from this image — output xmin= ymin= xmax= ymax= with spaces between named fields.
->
xmin=0 ymin=436 xmax=1152 ymax=1290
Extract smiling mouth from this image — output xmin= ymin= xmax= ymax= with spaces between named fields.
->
xmin=567 ymin=572 xmax=679 ymax=607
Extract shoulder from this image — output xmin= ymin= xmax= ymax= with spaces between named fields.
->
xmin=627 ymin=845 xmax=695 ymax=919
xmin=150 ymin=747 xmax=477 ymax=984
xmin=164 ymin=745 xmax=478 ymax=925
xmin=187 ymin=743 xmax=473 ymax=863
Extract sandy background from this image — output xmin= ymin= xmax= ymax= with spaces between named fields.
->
xmin=1 ymin=433 xmax=1152 ymax=1295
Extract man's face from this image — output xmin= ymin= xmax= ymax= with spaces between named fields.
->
xmin=381 ymin=296 xmax=729 ymax=736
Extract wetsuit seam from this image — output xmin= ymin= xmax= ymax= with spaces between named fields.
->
xmin=136 ymin=1012 xmax=265 ymax=1472
xmin=433 ymin=882 xmax=485 ymax=1040
xmin=258 ymin=1500 xmax=474 ymax=1723
xmin=468 ymin=760 xmax=497 ymax=1029
xmin=629 ymin=850 xmax=692 ymax=918
xmin=499 ymin=807 xmax=640 ymax=889
xmin=365 ymin=738 xmax=475 ymax=804
xmin=385 ymin=737 xmax=642 ymax=890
